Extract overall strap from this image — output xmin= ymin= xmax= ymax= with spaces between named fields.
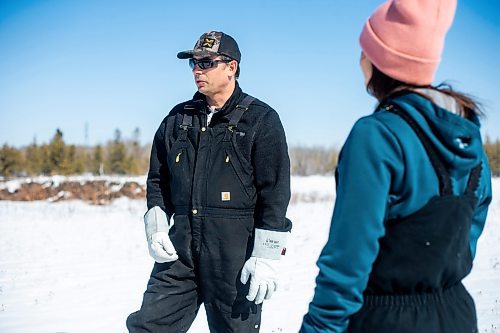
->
xmin=223 ymin=95 xmax=255 ymax=142
xmin=384 ymin=104 xmax=453 ymax=196
xmin=465 ymin=163 xmax=482 ymax=195
xmin=179 ymin=105 xmax=194 ymax=141
xmin=228 ymin=95 xmax=255 ymax=128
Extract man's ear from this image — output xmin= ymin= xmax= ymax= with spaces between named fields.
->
xmin=228 ymin=60 xmax=238 ymax=77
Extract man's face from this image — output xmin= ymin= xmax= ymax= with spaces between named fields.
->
xmin=190 ymin=55 xmax=236 ymax=96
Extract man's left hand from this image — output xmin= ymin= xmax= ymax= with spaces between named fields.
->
xmin=240 ymin=256 xmax=279 ymax=304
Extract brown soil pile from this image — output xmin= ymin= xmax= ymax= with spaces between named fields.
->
xmin=0 ymin=180 xmax=146 ymax=205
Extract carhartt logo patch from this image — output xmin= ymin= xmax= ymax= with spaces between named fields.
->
xmin=221 ymin=192 xmax=231 ymax=201
xmin=202 ymin=38 xmax=215 ymax=48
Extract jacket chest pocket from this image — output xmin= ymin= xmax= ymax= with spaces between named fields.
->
xmin=167 ymin=144 xmax=194 ymax=207
xmin=206 ymin=146 xmax=256 ymax=209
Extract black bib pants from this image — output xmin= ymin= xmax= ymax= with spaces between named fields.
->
xmin=127 ymin=97 xmax=262 ymax=333
xmin=347 ymin=105 xmax=481 ymax=333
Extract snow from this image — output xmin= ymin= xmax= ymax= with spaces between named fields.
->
xmin=0 ymin=174 xmax=147 ymax=193
xmin=0 ymin=176 xmax=499 ymax=332
xmin=3 ymin=180 xmax=23 ymax=194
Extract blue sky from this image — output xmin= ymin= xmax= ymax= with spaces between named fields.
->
xmin=1 ymin=0 xmax=499 ymax=148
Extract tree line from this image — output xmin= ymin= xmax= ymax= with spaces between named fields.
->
xmin=0 ymin=128 xmax=150 ymax=177
xmin=1 ymin=130 xmax=500 ymax=177
xmin=484 ymin=136 xmax=500 ymax=177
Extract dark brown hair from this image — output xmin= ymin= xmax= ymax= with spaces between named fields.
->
xmin=221 ymin=55 xmax=240 ymax=79
xmin=367 ymin=65 xmax=484 ymax=119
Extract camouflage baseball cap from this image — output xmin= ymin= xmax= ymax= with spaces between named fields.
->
xmin=177 ymin=31 xmax=241 ymax=62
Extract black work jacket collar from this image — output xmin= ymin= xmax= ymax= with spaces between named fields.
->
xmin=191 ymin=82 xmax=245 ymax=123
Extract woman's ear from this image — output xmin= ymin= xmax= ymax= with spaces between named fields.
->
xmin=360 ymin=52 xmax=373 ymax=87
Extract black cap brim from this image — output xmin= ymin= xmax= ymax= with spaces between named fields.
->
xmin=177 ymin=50 xmax=219 ymax=59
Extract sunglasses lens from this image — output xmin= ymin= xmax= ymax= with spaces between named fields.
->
xmin=198 ymin=60 xmax=213 ymax=69
xmin=189 ymin=59 xmax=222 ymax=70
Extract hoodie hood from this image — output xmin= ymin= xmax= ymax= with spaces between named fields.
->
xmin=387 ymin=91 xmax=483 ymax=171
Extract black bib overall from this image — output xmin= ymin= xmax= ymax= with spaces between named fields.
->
xmin=127 ymin=96 xmax=262 ymax=333
xmin=347 ymin=105 xmax=481 ymax=333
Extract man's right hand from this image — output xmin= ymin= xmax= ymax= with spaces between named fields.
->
xmin=144 ymin=206 xmax=178 ymax=263
xmin=148 ymin=231 xmax=178 ymax=263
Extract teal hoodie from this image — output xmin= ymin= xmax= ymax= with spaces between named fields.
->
xmin=300 ymin=91 xmax=492 ymax=333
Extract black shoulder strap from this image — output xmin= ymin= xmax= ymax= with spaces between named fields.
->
xmin=465 ymin=163 xmax=482 ymax=195
xmin=181 ymin=104 xmax=195 ymax=127
xmin=181 ymin=113 xmax=193 ymax=127
xmin=178 ymin=105 xmax=195 ymax=141
xmin=383 ymin=104 xmax=453 ymax=196
xmin=228 ymin=95 xmax=255 ymax=127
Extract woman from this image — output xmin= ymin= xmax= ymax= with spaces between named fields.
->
xmin=299 ymin=0 xmax=492 ymax=332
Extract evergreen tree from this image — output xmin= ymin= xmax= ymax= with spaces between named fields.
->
xmin=0 ymin=144 xmax=23 ymax=177
xmin=25 ymin=140 xmax=43 ymax=176
xmin=48 ymin=129 xmax=69 ymax=174
xmin=67 ymin=145 xmax=85 ymax=174
xmin=483 ymin=136 xmax=500 ymax=177
xmin=92 ymin=145 xmax=104 ymax=175
xmin=107 ymin=129 xmax=129 ymax=174
xmin=128 ymin=127 xmax=141 ymax=174
xmin=39 ymin=144 xmax=52 ymax=175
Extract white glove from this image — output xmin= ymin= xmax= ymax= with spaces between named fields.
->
xmin=240 ymin=257 xmax=279 ymax=304
xmin=240 ymin=228 xmax=289 ymax=304
xmin=144 ymin=206 xmax=178 ymax=263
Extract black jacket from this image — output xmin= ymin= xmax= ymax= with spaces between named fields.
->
xmin=146 ymin=82 xmax=292 ymax=232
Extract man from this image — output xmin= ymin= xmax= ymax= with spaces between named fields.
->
xmin=127 ymin=31 xmax=292 ymax=333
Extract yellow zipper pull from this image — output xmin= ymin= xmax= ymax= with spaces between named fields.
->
xmin=225 ymin=154 xmax=230 ymax=163
xmin=176 ymin=151 xmax=182 ymax=163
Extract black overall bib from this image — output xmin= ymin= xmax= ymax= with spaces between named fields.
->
xmin=347 ymin=105 xmax=481 ymax=333
xmin=127 ymin=96 xmax=262 ymax=333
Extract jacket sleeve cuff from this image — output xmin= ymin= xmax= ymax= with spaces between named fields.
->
xmin=251 ymin=228 xmax=289 ymax=260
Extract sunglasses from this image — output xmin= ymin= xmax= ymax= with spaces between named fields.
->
xmin=189 ymin=58 xmax=231 ymax=70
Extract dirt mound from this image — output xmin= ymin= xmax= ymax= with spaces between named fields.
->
xmin=0 ymin=180 xmax=146 ymax=205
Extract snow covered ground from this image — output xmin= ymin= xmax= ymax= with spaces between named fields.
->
xmin=0 ymin=176 xmax=498 ymax=333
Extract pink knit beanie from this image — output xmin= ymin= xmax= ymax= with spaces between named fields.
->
xmin=359 ymin=0 xmax=457 ymax=85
